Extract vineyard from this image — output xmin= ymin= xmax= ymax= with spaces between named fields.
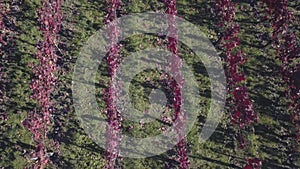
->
xmin=0 ymin=0 xmax=300 ymax=168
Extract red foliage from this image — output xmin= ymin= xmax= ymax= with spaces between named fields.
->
xmin=103 ymin=0 xmax=123 ymax=168
xmin=231 ymin=86 xmax=257 ymax=128
xmin=22 ymin=0 xmax=62 ymax=168
xmin=214 ymin=0 xmax=257 ymax=130
xmin=262 ymin=0 xmax=300 ymax=149
xmin=0 ymin=3 xmax=7 ymax=121
xmin=0 ymin=4 xmax=5 ymax=45
xmin=243 ymin=158 xmax=262 ymax=169
xmin=213 ymin=1 xmax=260 ymax=166
xmin=164 ymin=0 xmax=189 ymax=168
xmin=214 ymin=0 xmax=236 ymax=27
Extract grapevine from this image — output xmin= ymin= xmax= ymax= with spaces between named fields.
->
xmin=0 ymin=3 xmax=7 ymax=124
xmin=262 ymin=0 xmax=300 ymax=152
xmin=213 ymin=0 xmax=261 ymax=167
xmin=164 ymin=0 xmax=189 ymax=168
xmin=103 ymin=0 xmax=123 ymax=168
xmin=214 ymin=0 xmax=257 ymax=147
xmin=22 ymin=0 xmax=62 ymax=168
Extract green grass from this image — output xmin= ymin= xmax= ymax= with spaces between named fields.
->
xmin=1 ymin=0 xmax=300 ymax=168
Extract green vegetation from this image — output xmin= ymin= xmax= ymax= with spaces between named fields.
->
xmin=1 ymin=0 xmax=299 ymax=168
